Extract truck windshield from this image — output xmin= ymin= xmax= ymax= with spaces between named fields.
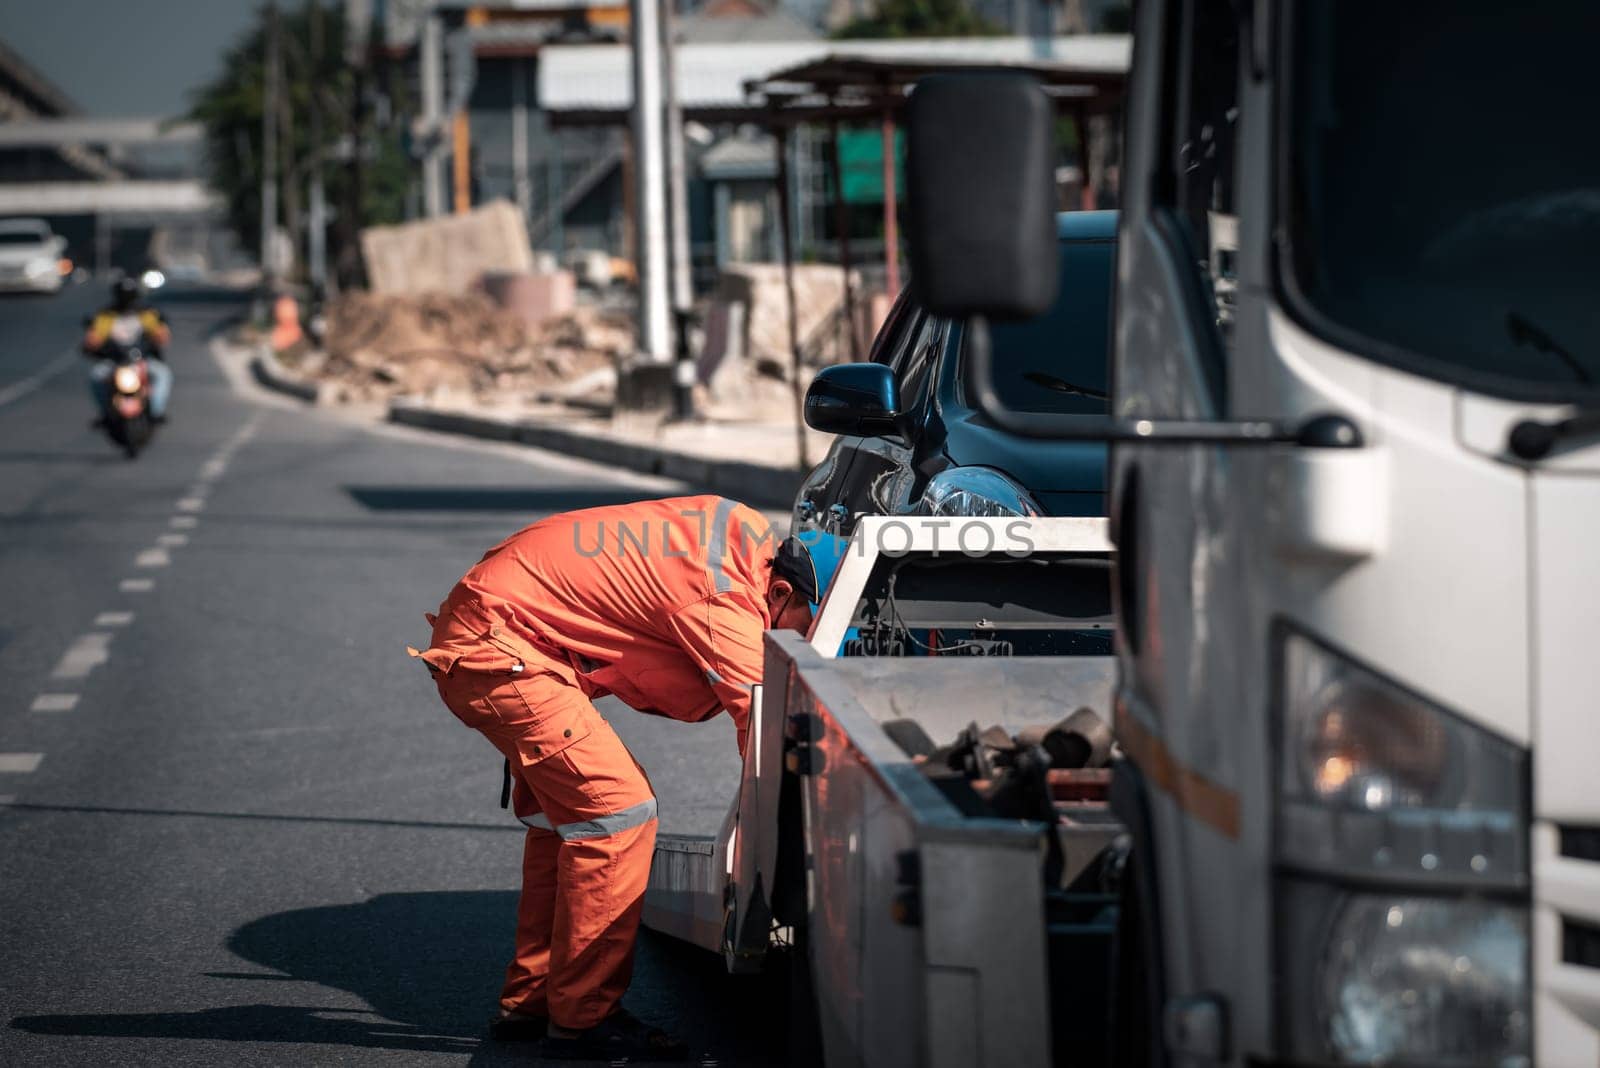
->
xmin=1283 ymin=2 xmax=1600 ymax=397
xmin=975 ymin=239 xmax=1113 ymax=414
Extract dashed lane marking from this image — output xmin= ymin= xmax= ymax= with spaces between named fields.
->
xmin=51 ymin=634 xmax=111 ymax=679
xmin=0 ymin=350 xmax=74 ymax=410
xmin=0 ymin=754 xmax=44 ymax=773
xmin=31 ymin=694 xmax=79 ymax=713
xmin=94 ymin=612 xmax=134 ymax=627
xmin=135 ymin=548 xmax=171 ymax=568
xmin=199 ymin=460 xmax=227 ymax=479
xmin=175 ymin=497 xmax=205 ymax=512
xmin=120 ymin=578 xmax=155 ymax=593
xmin=157 ymin=533 xmax=188 ymax=547
xmin=169 ymin=516 xmax=198 ymax=530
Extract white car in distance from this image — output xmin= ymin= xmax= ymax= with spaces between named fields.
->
xmin=0 ymin=218 xmax=68 ymax=294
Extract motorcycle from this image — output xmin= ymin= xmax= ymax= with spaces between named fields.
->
xmin=101 ymin=340 xmax=155 ymax=458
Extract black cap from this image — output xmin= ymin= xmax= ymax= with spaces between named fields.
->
xmin=772 ymin=535 xmax=820 ymax=603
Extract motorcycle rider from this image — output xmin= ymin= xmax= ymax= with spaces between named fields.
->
xmin=83 ymin=276 xmax=172 ymax=424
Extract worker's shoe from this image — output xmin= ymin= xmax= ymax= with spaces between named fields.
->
xmin=542 ymin=1007 xmax=689 ymax=1062
xmin=486 ymin=1007 xmax=548 ymax=1041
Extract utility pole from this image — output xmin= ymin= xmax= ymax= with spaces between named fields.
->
xmin=661 ymin=0 xmax=695 ymax=415
xmin=420 ymin=13 xmax=445 ymax=217
xmin=307 ymin=0 xmax=327 ymax=296
xmin=661 ymin=0 xmax=691 ymax=314
xmin=629 ymin=0 xmax=670 ymax=362
xmin=261 ymin=0 xmax=280 ymax=289
xmin=341 ymin=0 xmax=371 ymax=287
xmin=512 ymin=58 xmax=532 ymax=226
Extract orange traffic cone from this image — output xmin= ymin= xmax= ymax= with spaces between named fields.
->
xmin=270 ymin=294 xmax=304 ymax=353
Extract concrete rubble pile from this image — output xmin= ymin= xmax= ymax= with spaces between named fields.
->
xmin=286 ymin=291 xmax=626 ymax=406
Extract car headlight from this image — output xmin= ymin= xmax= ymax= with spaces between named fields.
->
xmin=1275 ymin=630 xmax=1530 ymax=1066
xmin=141 ymin=269 xmax=165 ymax=290
xmin=915 ymin=467 xmax=1041 ymax=519
xmin=26 ymin=257 xmax=56 ymax=277
xmin=113 ymin=366 xmax=143 ymax=393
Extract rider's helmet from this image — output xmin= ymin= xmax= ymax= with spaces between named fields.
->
xmin=111 ymin=276 xmax=140 ymax=311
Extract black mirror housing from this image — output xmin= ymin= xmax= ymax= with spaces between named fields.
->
xmin=804 ymin=363 xmax=902 ymax=437
xmin=906 ymin=72 xmax=1059 ymax=321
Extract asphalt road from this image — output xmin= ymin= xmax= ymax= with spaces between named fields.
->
xmin=0 ymin=284 xmax=787 ymax=1066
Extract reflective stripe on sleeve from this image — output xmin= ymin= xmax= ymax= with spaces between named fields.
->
xmin=705 ymin=497 xmax=737 ymax=593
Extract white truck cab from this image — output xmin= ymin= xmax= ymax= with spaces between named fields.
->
xmin=902 ymin=3 xmax=1600 ymax=1065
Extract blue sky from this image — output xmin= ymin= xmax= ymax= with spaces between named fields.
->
xmin=0 ymin=0 xmax=262 ymax=118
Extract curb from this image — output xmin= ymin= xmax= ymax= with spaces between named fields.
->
xmin=250 ymin=344 xmax=323 ymax=404
xmin=389 ymin=400 xmax=805 ymax=509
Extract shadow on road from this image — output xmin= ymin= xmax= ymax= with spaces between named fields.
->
xmin=10 ymin=892 xmax=791 ymax=1066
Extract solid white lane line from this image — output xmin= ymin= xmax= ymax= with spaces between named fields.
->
xmin=51 ymin=634 xmax=112 ymax=679
xmin=31 ymin=694 xmax=79 ymax=713
xmin=94 ymin=611 xmax=135 ymax=627
xmin=176 ymin=497 xmax=205 ymax=512
xmin=0 ymin=350 xmax=74 ymax=410
xmin=0 ymin=753 xmax=44 ymax=773
xmin=170 ymin=516 xmax=199 ymax=530
xmin=157 ymin=533 xmax=188 ymax=547
xmin=135 ymin=548 xmax=171 ymax=568
xmin=120 ymin=578 xmax=155 ymax=593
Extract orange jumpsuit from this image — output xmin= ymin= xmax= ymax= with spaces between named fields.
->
xmin=411 ymin=495 xmax=776 ymax=1028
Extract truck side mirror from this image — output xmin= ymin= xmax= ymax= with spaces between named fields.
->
xmin=901 ymin=73 xmax=1362 ymax=451
xmin=906 ymin=72 xmax=1058 ymax=321
xmin=804 ymin=364 xmax=902 ymax=437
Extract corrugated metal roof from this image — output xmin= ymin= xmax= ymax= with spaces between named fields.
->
xmin=539 ymin=34 xmax=1130 ymax=114
xmin=700 ymin=134 xmax=777 ymax=180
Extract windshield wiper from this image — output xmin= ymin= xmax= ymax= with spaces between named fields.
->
xmin=1503 ymin=313 xmax=1600 ymax=459
xmin=1508 ymin=407 xmax=1600 ymax=460
xmin=1507 ymin=312 xmax=1592 ymax=385
xmin=1023 ymin=371 xmax=1108 ymax=401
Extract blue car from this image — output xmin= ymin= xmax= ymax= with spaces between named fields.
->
xmin=795 ymin=211 xmax=1116 ymax=533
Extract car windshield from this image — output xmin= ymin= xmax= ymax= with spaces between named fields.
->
xmin=0 ymin=230 xmax=48 ymax=247
xmin=1285 ymin=1 xmax=1600 ymax=397
xmin=967 ymin=239 xmax=1114 ymax=415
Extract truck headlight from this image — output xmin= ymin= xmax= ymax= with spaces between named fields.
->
xmin=1322 ymin=896 xmax=1528 ymax=1064
xmin=915 ymin=467 xmax=1041 ymax=519
xmin=1275 ymin=630 xmax=1530 ymax=1066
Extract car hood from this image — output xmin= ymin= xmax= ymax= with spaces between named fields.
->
xmin=0 ymin=246 xmax=53 ymax=266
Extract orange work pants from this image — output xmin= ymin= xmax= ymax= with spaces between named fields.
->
xmin=433 ymin=653 xmax=657 ymax=1030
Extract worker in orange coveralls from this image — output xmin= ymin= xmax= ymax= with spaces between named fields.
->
xmin=410 ymin=495 xmax=839 ymax=1061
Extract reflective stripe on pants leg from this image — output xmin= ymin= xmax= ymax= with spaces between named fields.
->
xmin=553 ymin=797 xmax=658 ymax=841
xmin=518 ymin=811 xmax=555 ymax=832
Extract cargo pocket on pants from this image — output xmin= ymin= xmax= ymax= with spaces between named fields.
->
xmin=502 ymin=672 xmax=594 ymax=769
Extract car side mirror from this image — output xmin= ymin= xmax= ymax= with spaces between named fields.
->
xmin=804 ymin=364 xmax=902 ymax=437
xmin=906 ymin=72 xmax=1058 ymax=320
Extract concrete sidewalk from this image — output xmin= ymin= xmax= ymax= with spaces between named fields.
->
xmin=389 ymin=400 xmax=829 ymax=510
